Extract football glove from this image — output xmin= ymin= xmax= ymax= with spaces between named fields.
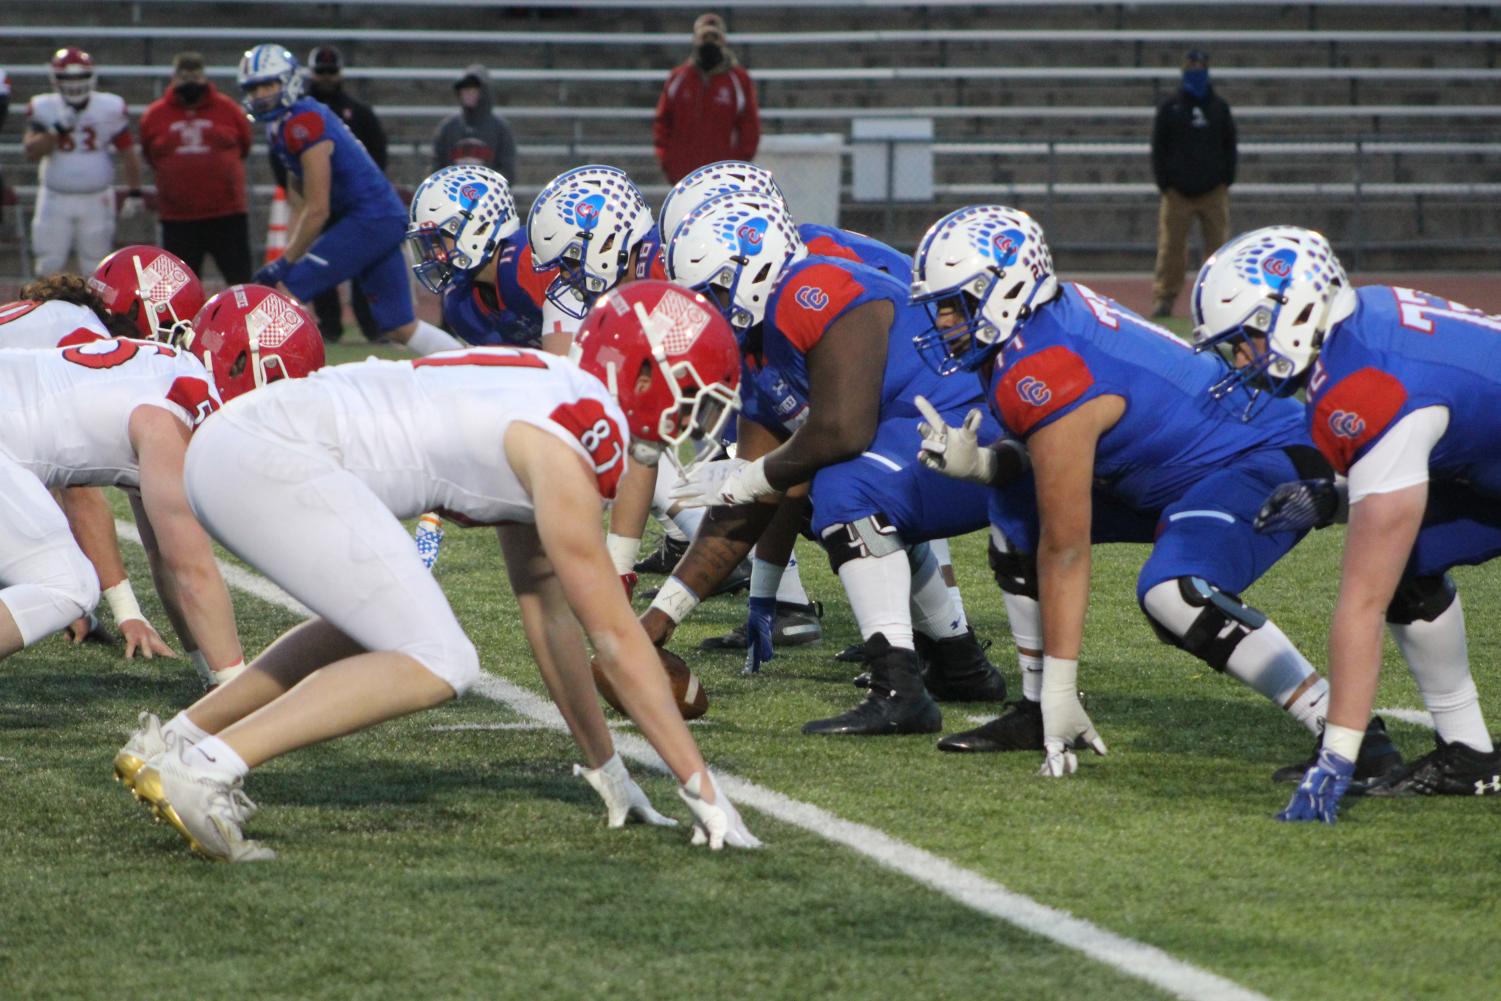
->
xmin=743 ymin=596 xmax=776 ymax=676
xmin=254 ymin=256 xmax=292 ymax=289
xmin=574 ymin=753 xmax=678 ymax=829
xmin=678 ymin=770 xmax=761 ymax=850
xmin=669 ymin=456 xmax=774 ymax=508
xmin=1254 ymin=478 xmax=1345 ymax=535
xmin=1039 ymin=657 xmax=1107 ymax=778
xmin=118 ymin=191 xmax=145 ymax=220
xmin=1276 ymin=747 xmax=1354 ymax=824
xmin=53 ymin=107 xmax=78 ymax=135
xmin=915 ymin=396 xmax=999 ymax=485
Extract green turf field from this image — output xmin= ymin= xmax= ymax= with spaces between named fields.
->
xmin=3 ymin=339 xmax=1497 ymax=1001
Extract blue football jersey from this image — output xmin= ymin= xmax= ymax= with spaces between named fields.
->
xmin=1306 ymin=285 xmax=1501 ymax=496
xmin=269 ymin=99 xmax=403 ymax=223
xmin=988 ymin=283 xmax=1309 ymax=512
xmin=797 ymin=224 xmax=913 ymax=276
xmin=439 ymin=235 xmax=556 ymax=347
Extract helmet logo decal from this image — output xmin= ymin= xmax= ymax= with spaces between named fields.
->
xmin=794 ymin=286 xmax=829 ymax=311
xmin=1262 ymin=248 xmax=1296 ymax=284
xmin=1327 ymin=410 xmax=1365 ymax=439
xmin=649 ymin=289 xmax=712 ymax=353
xmin=1016 ymin=375 xmax=1052 ymax=407
xmin=458 ymin=182 xmax=487 ymax=207
xmin=140 ymin=257 xmax=191 ymax=303
xmin=988 ymin=228 xmax=1024 ymax=267
xmin=736 ymin=218 xmax=768 ymax=257
xmin=571 ymin=193 xmax=606 ymax=231
xmin=245 ymin=293 xmax=306 ymax=349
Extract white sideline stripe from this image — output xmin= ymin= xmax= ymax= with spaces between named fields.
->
xmin=1377 ymin=707 xmax=1436 ymax=729
xmin=430 ymin=719 xmax=713 ymax=732
xmin=124 ymin=518 xmax=1270 ymax=1001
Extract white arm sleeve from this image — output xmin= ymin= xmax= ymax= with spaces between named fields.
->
xmin=1347 ymin=405 xmax=1449 ymax=504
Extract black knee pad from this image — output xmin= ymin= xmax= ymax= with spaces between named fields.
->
xmin=1386 ymin=574 xmax=1457 ymax=625
xmin=987 ymin=536 xmax=1038 ymax=600
xmin=1145 ymin=576 xmax=1268 ymax=673
xmin=820 ymin=514 xmax=906 ymax=574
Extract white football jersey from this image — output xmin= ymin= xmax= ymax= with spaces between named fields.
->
xmin=0 ymin=299 xmax=109 ymax=350
xmin=28 ymin=90 xmax=132 ymax=193
xmin=218 ymin=347 xmax=629 ymax=524
xmin=0 ymin=339 xmax=220 ymax=488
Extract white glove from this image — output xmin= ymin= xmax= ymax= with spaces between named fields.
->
xmin=574 ymin=753 xmax=678 ymax=829
xmin=119 ymin=192 xmax=145 ymax=220
xmin=1038 ymin=656 xmax=1108 ymax=778
xmin=677 ymin=770 xmax=761 ymax=850
xmin=668 ymin=456 xmax=774 ymax=509
xmin=915 ymin=396 xmax=998 ymax=484
xmin=53 ymin=106 xmax=78 ymax=134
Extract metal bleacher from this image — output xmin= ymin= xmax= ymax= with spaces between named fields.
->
xmin=2 ymin=0 xmax=1499 ymax=274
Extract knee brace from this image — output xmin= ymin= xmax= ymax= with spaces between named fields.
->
xmin=820 ymin=514 xmax=906 ymax=574
xmin=1143 ymin=576 xmax=1267 ymax=673
xmin=1386 ymin=574 xmax=1458 ymax=625
xmin=987 ymin=527 xmax=1038 ymax=600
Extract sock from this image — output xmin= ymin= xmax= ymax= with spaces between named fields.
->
xmin=1002 ymin=592 xmax=1044 ymax=701
xmin=1284 ymin=677 xmax=1331 ymax=735
xmin=163 ymin=711 xmax=211 ymax=747
xmin=1391 ymin=597 xmax=1494 ymax=752
xmin=775 ymin=553 xmax=810 ymax=606
xmin=669 ymin=505 xmax=705 ymax=542
xmin=1019 ymin=651 xmax=1044 ymax=702
xmin=660 ymin=518 xmax=690 ymax=543
xmin=909 ymin=542 xmax=965 ymax=640
xmin=834 ymin=548 xmax=914 ymax=650
xmin=404 ymin=320 xmax=464 ymax=356
xmin=184 ymin=735 xmax=250 ymax=783
xmin=927 ymin=538 xmax=970 ymax=630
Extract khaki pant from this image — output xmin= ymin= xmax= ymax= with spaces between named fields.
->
xmin=1152 ymin=185 xmax=1230 ymax=309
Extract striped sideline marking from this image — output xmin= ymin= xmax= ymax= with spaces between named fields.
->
xmin=119 ymin=520 xmax=1270 ymax=1001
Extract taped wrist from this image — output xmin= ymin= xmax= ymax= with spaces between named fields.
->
xmin=1041 ymin=655 xmax=1079 ymax=699
xmin=605 ymin=534 xmax=641 ymax=576
xmin=103 ymin=579 xmax=145 ymax=625
xmin=650 ymin=576 xmax=701 ymax=625
xmin=749 ymin=557 xmax=785 ymax=600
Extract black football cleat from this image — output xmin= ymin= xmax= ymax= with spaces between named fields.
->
xmin=803 ymin=634 xmax=941 ymax=736
xmin=699 ymin=601 xmax=824 ymax=651
xmin=916 ymin=629 xmax=1007 ymax=703
xmin=1363 ymin=735 xmax=1501 ymax=797
xmin=1272 ymin=716 xmax=1404 ymax=793
xmin=936 ymin=698 xmax=1045 ymax=753
xmin=835 ymin=643 xmax=868 ymax=664
xmin=633 ymin=535 xmax=689 ymax=575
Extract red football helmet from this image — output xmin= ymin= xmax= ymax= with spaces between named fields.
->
xmin=90 ymin=245 xmax=206 ymax=341
xmin=182 ymin=284 xmax=326 ymax=403
xmin=573 ymin=279 xmax=740 ymax=469
xmin=50 ymin=47 xmax=95 ymax=107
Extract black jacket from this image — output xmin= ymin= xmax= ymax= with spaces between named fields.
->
xmin=1151 ymin=86 xmax=1236 ymax=197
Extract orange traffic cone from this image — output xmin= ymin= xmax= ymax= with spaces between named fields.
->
xmin=264 ymin=185 xmax=289 ymax=264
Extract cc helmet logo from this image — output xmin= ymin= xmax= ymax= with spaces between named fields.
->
xmin=574 ymin=194 xmax=605 ymax=229
xmin=736 ymin=218 xmax=769 ymax=256
xmin=794 ymin=285 xmax=829 ymax=310
xmin=1262 ymin=248 xmax=1296 ymax=282
xmin=991 ymin=228 xmax=1025 ymax=266
xmin=1328 ymin=410 xmax=1366 ymax=438
xmin=1016 ymin=375 xmax=1052 ymax=406
xmin=458 ymin=182 xmax=486 ymax=204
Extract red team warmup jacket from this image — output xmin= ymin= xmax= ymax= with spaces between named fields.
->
xmin=652 ymin=63 xmax=760 ymax=183
xmin=138 ymin=82 xmax=252 ymax=221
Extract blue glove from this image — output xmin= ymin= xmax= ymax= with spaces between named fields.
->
xmin=1255 ymin=478 xmax=1341 ymax=535
xmin=254 ymin=256 xmax=292 ymax=288
xmin=742 ymin=596 xmax=775 ymax=676
xmin=1276 ymin=747 xmax=1355 ymax=824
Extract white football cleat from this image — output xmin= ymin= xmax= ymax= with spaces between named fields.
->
xmin=133 ymin=751 xmax=273 ymax=863
xmin=677 ymin=770 xmax=761 ymax=850
xmin=113 ymin=711 xmax=166 ymax=795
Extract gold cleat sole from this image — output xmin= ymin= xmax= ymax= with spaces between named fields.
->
xmin=113 ymin=751 xmax=146 ymax=796
xmin=133 ymin=766 xmax=224 ymax=862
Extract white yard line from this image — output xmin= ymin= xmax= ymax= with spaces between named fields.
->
xmin=124 ymin=519 xmax=1273 ymax=1001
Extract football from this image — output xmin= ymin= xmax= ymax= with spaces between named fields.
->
xmin=592 ymin=646 xmax=709 ymax=721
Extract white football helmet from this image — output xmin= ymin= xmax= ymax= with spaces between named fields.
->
xmin=665 ymin=189 xmax=804 ymax=335
xmin=238 ymin=44 xmax=304 ymax=122
xmin=1191 ymin=225 xmax=1357 ymax=403
xmin=659 ymin=161 xmax=786 ymax=246
xmin=909 ymin=205 xmax=1057 ymax=373
xmin=527 ymin=165 xmax=654 ymax=318
xmin=406 ymin=166 xmax=519 ymax=294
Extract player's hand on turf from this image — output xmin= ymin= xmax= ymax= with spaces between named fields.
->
xmin=1254 ymin=478 xmax=1344 ymax=534
xmin=254 ymin=256 xmax=292 ymax=289
xmin=574 ymin=753 xmax=678 ymax=829
xmin=120 ymin=619 xmax=177 ymax=660
xmin=915 ymin=396 xmax=997 ymax=485
xmin=640 ymin=607 xmax=677 ymax=647
xmin=66 ymin=612 xmax=110 ymax=646
xmin=742 ymin=596 xmax=775 ymax=676
xmin=1039 ymin=660 xmax=1107 ymax=778
xmin=669 ymin=457 xmax=774 ymax=508
xmin=1276 ymin=747 xmax=1354 ymax=824
xmin=678 ymin=770 xmax=761 ymax=850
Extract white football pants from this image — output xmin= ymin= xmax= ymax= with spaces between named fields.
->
xmin=0 ymin=454 xmax=100 ymax=646
xmin=32 ymin=187 xmax=116 ymax=276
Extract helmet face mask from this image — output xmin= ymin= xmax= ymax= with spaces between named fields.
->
xmin=407 ymin=166 xmax=518 ymax=294
xmin=665 ymin=190 xmax=804 ymax=339
xmin=528 ymin=166 xmax=653 ymax=319
xmin=237 ymin=44 xmax=304 ymax=122
xmin=51 ymin=48 xmax=95 ymax=107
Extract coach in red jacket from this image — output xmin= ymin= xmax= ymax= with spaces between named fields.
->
xmin=139 ymin=51 xmax=253 ymax=283
xmin=653 ymin=14 xmax=760 ymax=185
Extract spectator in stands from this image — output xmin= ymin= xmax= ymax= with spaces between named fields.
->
xmin=269 ymin=45 xmax=388 ymax=342
xmin=1150 ymin=48 xmax=1236 ymax=318
xmin=139 ymin=52 xmax=254 ymax=284
xmin=653 ymin=13 xmax=760 ymax=185
xmin=431 ymin=65 xmax=517 ymax=182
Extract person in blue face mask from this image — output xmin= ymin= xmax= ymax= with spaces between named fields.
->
xmin=1150 ymin=48 xmax=1238 ymax=318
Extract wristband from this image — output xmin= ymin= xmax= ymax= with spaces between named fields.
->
xmin=1321 ymin=722 xmax=1365 ymax=763
xmin=748 ymin=557 xmax=785 ymax=600
xmin=605 ymin=533 xmax=641 ymax=576
xmin=103 ymin=579 xmax=145 ymax=625
xmin=740 ymin=456 xmax=775 ymax=500
xmin=1040 ymin=655 xmax=1079 ymax=696
xmin=649 ymin=575 xmax=701 ymax=625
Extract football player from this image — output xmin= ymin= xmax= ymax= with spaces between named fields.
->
xmin=124 ymin=280 xmax=758 ymax=861
xmin=239 ymin=44 xmax=462 ymax=356
xmin=909 ymin=206 xmax=1399 ymax=779
xmin=23 ymin=47 xmax=144 ymax=276
xmin=652 ymin=190 xmax=1006 ymax=736
xmin=0 ymin=284 xmax=322 ymax=690
xmin=406 ymin=164 xmax=560 ymax=350
xmin=1192 ymin=226 xmax=1501 ymax=822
